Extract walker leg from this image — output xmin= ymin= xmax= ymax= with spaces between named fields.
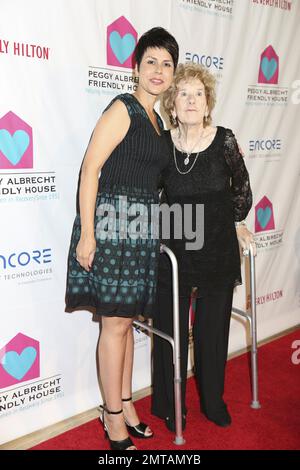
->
xmin=249 ymin=249 xmax=261 ymax=409
xmin=161 ymin=245 xmax=185 ymax=445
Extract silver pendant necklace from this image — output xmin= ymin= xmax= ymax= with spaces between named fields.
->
xmin=184 ymin=155 xmax=190 ymax=166
xmin=173 ymin=128 xmax=206 ymax=174
xmin=173 ymin=144 xmax=201 ymax=175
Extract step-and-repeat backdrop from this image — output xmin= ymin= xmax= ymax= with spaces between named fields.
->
xmin=1 ymin=0 xmax=299 ymax=444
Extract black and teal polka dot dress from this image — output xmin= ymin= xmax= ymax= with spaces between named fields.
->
xmin=65 ymin=94 xmax=169 ymax=318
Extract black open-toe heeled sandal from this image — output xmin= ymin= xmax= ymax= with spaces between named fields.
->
xmin=122 ymin=397 xmax=154 ymax=439
xmin=99 ymin=404 xmax=136 ymax=450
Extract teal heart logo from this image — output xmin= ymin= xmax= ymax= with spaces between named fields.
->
xmin=109 ymin=31 xmax=136 ymax=64
xmin=257 ymin=207 xmax=272 ymax=229
xmin=261 ymin=57 xmax=277 ymax=81
xmin=1 ymin=347 xmax=37 ymax=380
xmin=0 ymin=129 xmax=30 ymax=165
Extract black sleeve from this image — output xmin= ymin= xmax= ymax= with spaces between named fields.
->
xmin=224 ymin=129 xmax=253 ymax=222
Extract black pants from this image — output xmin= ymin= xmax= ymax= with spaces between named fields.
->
xmin=152 ymin=286 xmax=233 ymax=421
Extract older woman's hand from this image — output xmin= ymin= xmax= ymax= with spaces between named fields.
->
xmin=236 ymin=225 xmax=257 ymax=256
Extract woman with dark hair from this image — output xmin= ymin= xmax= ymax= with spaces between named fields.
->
xmin=152 ymin=63 xmax=255 ymax=431
xmin=65 ymin=27 xmax=179 ymax=450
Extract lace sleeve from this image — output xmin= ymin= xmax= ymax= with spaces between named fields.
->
xmin=224 ymin=129 xmax=253 ymax=221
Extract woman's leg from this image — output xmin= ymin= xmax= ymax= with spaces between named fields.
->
xmin=193 ymin=289 xmax=233 ymax=422
xmin=98 ymin=315 xmax=136 ymax=447
xmin=121 ymin=325 xmax=152 ymax=436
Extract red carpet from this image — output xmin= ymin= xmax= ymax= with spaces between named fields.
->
xmin=32 ymin=329 xmax=300 ymax=450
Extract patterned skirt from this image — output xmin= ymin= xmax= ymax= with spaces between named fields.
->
xmin=65 ymin=185 xmax=160 ymax=318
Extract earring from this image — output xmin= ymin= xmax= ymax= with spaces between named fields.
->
xmin=170 ymin=114 xmax=177 ymax=126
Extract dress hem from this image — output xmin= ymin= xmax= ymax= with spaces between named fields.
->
xmin=65 ymin=296 xmax=154 ymax=318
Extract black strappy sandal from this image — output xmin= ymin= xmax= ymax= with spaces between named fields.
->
xmin=122 ymin=397 xmax=154 ymax=439
xmin=99 ymin=404 xmax=136 ymax=450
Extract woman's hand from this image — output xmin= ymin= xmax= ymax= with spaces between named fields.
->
xmin=236 ymin=225 xmax=257 ymax=256
xmin=76 ymin=235 xmax=96 ymax=272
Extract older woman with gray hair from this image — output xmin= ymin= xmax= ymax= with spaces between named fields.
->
xmin=152 ymin=63 xmax=255 ymax=430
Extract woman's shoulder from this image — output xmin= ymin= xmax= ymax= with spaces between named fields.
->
xmin=102 ymin=93 xmax=135 ymax=115
xmin=218 ymin=126 xmax=236 ymax=139
xmin=106 ymin=93 xmax=134 ymax=103
xmin=216 ymin=127 xmax=238 ymax=147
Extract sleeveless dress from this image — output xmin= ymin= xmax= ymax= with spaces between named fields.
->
xmin=158 ymin=127 xmax=252 ymax=298
xmin=65 ymin=93 xmax=169 ymax=317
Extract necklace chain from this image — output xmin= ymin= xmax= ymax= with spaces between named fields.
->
xmin=173 ymin=128 xmax=205 ymax=175
xmin=173 ymin=144 xmax=201 ymax=175
xmin=177 ymin=128 xmax=205 ymax=157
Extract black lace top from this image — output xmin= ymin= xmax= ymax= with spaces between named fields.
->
xmin=159 ymin=126 xmax=253 ymax=297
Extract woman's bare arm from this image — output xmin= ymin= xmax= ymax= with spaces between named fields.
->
xmin=76 ymin=100 xmax=130 ymax=270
